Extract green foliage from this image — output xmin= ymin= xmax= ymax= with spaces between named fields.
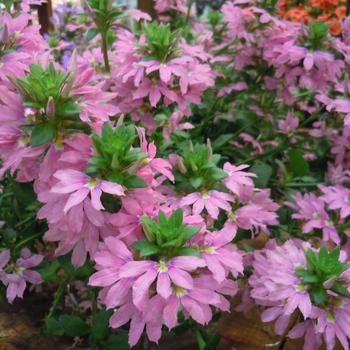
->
xmin=250 ymin=162 xmax=273 ymax=188
xmin=288 ymin=149 xmax=310 ymax=177
xmin=134 ymin=209 xmax=200 ymax=258
xmin=140 ymin=22 xmax=181 ymax=62
xmin=296 ymin=247 xmax=350 ymax=306
xmin=87 ymin=123 xmax=147 ymax=189
xmin=173 ymin=142 xmax=227 ymax=193
xmin=45 ymin=309 xmax=130 ymax=350
xmin=307 ymin=21 xmax=328 ymax=50
xmin=0 ymin=176 xmax=44 ymax=252
xmin=87 ymin=0 xmax=122 ymax=32
xmin=11 ymin=64 xmax=83 ymax=146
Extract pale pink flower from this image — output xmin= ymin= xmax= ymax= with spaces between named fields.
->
xmin=51 ymin=169 xmax=125 ymax=212
xmin=201 ymin=229 xmax=244 ymax=282
xmin=181 ymin=190 xmax=234 ymax=219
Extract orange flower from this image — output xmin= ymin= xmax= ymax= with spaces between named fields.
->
xmin=284 ymin=7 xmax=309 ymax=22
xmin=328 ymin=17 xmax=342 ymax=35
xmin=310 ymin=0 xmax=323 ymax=7
xmin=335 ymin=6 xmax=346 ymax=20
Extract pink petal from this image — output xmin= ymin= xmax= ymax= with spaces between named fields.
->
xmin=168 ymin=268 xmax=193 ymax=289
xmin=132 ymin=268 xmax=158 ymax=309
xmin=64 ymin=187 xmax=89 ymax=213
xmin=156 ymin=272 xmax=172 ymax=299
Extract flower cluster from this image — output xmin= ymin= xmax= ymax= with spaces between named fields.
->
xmin=278 ymin=0 xmax=346 ymax=36
xmin=111 ymin=22 xmax=215 ymax=133
xmin=250 ymin=240 xmax=350 ymax=350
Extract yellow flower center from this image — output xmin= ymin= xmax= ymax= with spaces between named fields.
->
xmin=175 ymin=286 xmax=187 ymax=297
xmin=158 ymin=260 xmax=168 ymax=272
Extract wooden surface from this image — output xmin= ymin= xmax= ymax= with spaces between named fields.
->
xmin=37 ymin=0 xmax=54 ymax=34
xmin=138 ymin=0 xmax=157 ymax=19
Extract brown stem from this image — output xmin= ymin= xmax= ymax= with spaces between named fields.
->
xmin=101 ymin=32 xmax=110 ymax=73
xmin=277 ymin=311 xmax=300 ymax=350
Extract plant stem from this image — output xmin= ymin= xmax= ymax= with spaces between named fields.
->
xmin=47 ymin=276 xmax=69 ymax=319
xmin=101 ymin=32 xmax=110 ymax=73
xmin=13 ymin=231 xmax=43 ymax=254
xmin=185 ymin=0 xmax=194 ymax=23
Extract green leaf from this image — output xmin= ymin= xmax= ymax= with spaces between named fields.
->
xmin=132 ymin=240 xmax=160 ymax=257
xmin=196 ymin=330 xmax=206 ymax=350
xmin=331 ymin=282 xmax=350 ymax=298
xmin=59 ymin=315 xmax=90 ymax=337
xmin=183 ymin=226 xmax=201 ymax=240
xmin=190 ymin=177 xmax=204 ymax=189
xmin=212 ymin=134 xmax=234 ymax=149
xmin=140 ymin=215 xmax=157 ymax=242
xmin=175 ymin=247 xmax=200 ymax=256
xmin=169 ymin=209 xmax=183 ymax=228
xmin=45 ymin=317 xmax=64 ymax=336
xmin=106 ymin=334 xmax=130 ymax=350
xmin=125 ymin=175 xmax=147 ymax=189
xmin=86 ymin=28 xmax=99 ymax=41
xmin=204 ymin=332 xmax=221 ymax=350
xmin=250 ymin=162 xmax=273 ymax=188
xmin=30 ymin=123 xmax=55 ymax=146
xmin=158 ymin=211 xmax=168 ymax=227
xmin=288 ymin=149 xmax=310 ymax=177
xmin=38 ymin=260 xmax=60 ymax=283
xmin=62 ymin=102 xmax=80 ymax=116
xmin=296 ymin=270 xmax=319 ymax=283
xmin=91 ymin=309 xmax=112 ymax=341
xmin=311 ymin=287 xmax=327 ymax=305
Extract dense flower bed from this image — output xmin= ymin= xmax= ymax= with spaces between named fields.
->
xmin=1 ymin=0 xmax=350 ymax=349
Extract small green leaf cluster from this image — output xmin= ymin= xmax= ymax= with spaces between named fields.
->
xmin=305 ymin=21 xmax=329 ymax=50
xmin=140 ymin=22 xmax=181 ymax=62
xmin=174 ymin=142 xmax=228 ymax=193
xmin=87 ymin=123 xmax=148 ymax=189
xmin=12 ymin=64 xmax=82 ymax=146
xmin=87 ymin=0 xmax=122 ymax=34
xmin=296 ymin=247 xmax=350 ymax=306
xmin=133 ymin=209 xmax=200 ymax=258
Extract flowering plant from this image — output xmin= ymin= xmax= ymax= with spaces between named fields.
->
xmin=2 ymin=0 xmax=350 ymax=349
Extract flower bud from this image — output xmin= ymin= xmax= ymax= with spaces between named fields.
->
xmin=46 ymin=96 xmax=55 ymax=118
xmin=207 ymin=138 xmax=212 ymax=160
xmin=176 ymin=156 xmax=187 ymax=174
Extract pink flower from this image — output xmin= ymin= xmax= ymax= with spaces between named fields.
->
xmin=222 ymin=162 xmax=256 ymax=195
xmin=250 ymin=240 xmax=313 ymax=326
xmin=1 ymin=248 xmax=43 ymax=303
xmin=127 ymin=9 xmax=152 ymax=22
xmin=109 ymin=195 xmax=160 ymax=239
xmin=119 ymin=255 xmax=206 ymax=309
xmin=201 ymin=229 xmax=244 ymax=282
xmin=137 ymin=127 xmax=174 ymax=182
xmin=181 ymin=190 xmax=234 ymax=219
xmin=51 ymin=169 xmax=125 ymax=213
xmin=320 ymin=185 xmax=350 ymax=219
xmin=288 ymin=320 xmax=323 ymax=350
xmin=278 ymin=111 xmax=299 ymax=134
xmin=109 ymin=295 xmax=164 ymax=346
xmin=287 ymin=192 xmax=340 ymax=244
